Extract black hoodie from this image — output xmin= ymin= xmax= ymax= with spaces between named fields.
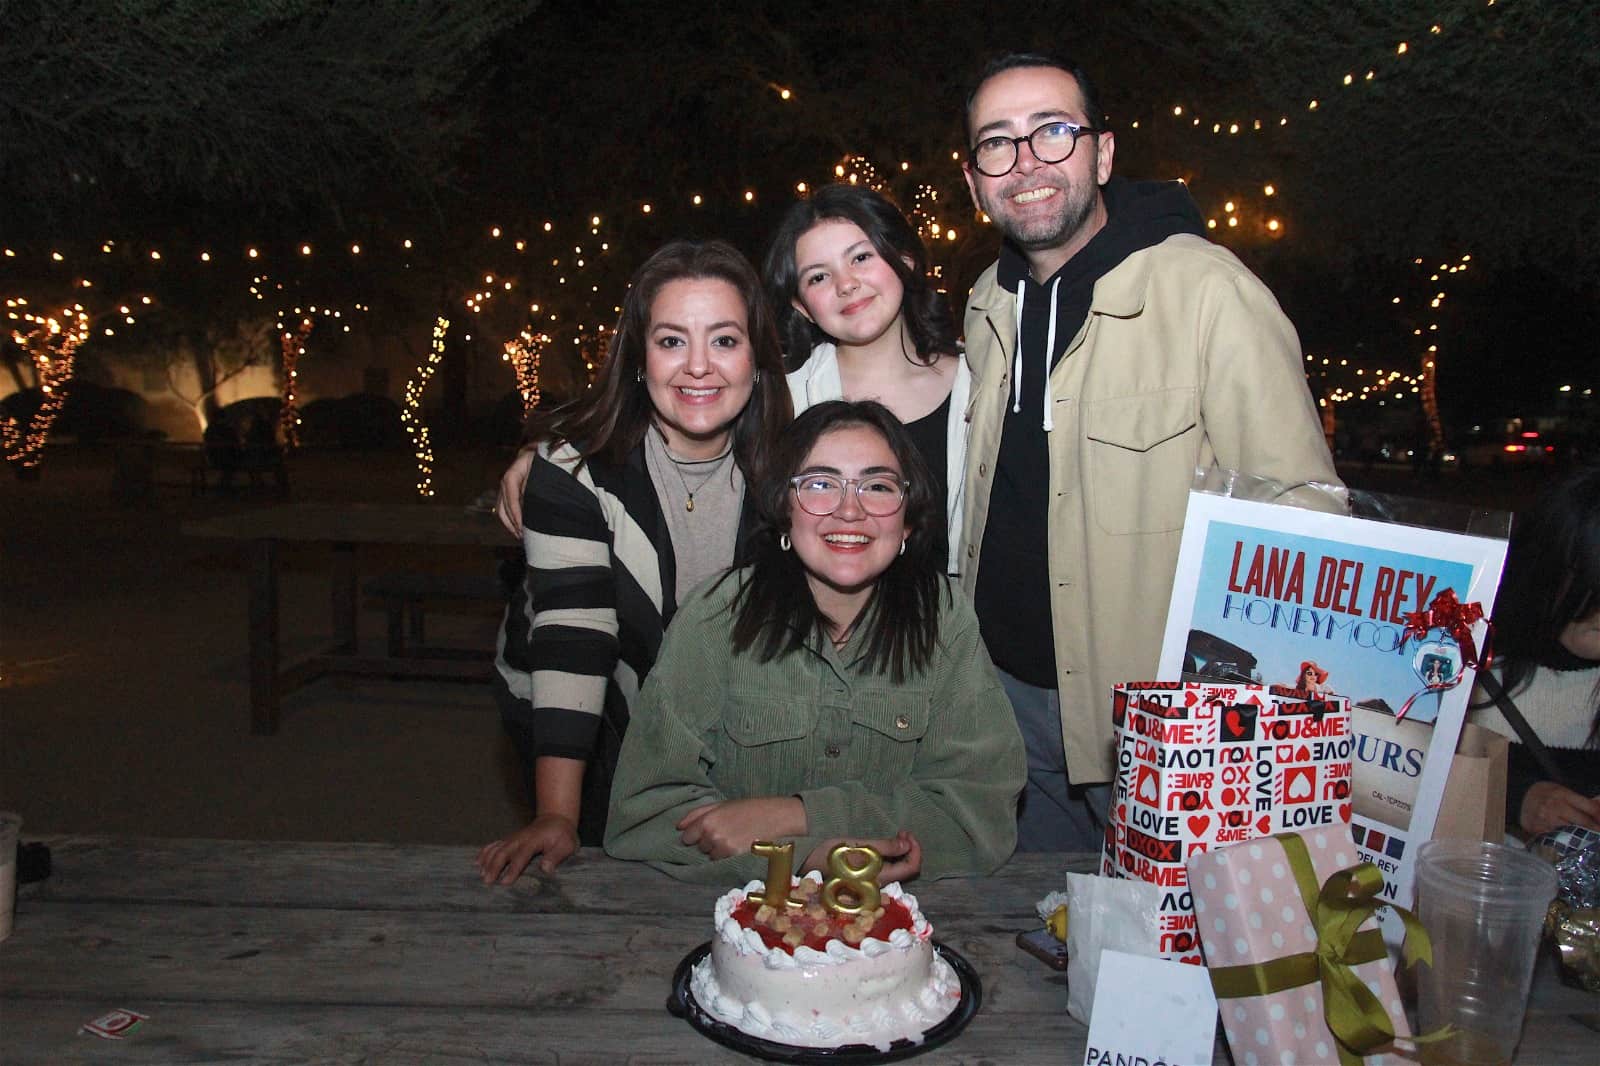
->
xmin=973 ymin=178 xmax=1206 ymax=688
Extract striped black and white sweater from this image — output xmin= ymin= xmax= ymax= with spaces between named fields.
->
xmin=493 ymin=438 xmax=753 ymax=842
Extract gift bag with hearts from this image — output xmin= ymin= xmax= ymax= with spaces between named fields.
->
xmin=1101 ymin=680 xmax=1353 ymax=964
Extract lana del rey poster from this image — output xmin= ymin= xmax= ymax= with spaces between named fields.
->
xmin=1156 ymin=490 xmax=1507 ymax=911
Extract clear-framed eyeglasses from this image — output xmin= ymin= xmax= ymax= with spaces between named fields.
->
xmin=969 ymin=120 xmax=1105 ymax=178
xmin=789 ymin=472 xmax=908 ymax=517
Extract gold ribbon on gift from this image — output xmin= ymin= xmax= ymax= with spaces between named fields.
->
xmin=1206 ymin=833 xmax=1432 ymax=1066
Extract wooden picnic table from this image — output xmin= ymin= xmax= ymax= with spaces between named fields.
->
xmin=183 ymin=503 xmax=514 ymax=735
xmin=2 ymin=841 xmax=1593 ymax=1064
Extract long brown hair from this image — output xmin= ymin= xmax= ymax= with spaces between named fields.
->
xmin=763 ymin=183 xmax=957 ymax=372
xmin=523 ymin=239 xmax=792 ymax=479
xmin=725 ymin=400 xmax=947 ymax=681
xmin=1473 ymin=464 xmax=1600 ymax=741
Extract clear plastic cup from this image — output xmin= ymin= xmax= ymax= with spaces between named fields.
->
xmin=1415 ymin=839 xmax=1558 ymax=1065
xmin=0 ymin=811 xmax=20 ymax=942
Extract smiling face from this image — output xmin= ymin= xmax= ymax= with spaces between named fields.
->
xmin=790 ymin=219 xmax=908 ymax=351
xmin=788 ymin=423 xmax=907 ymax=621
xmin=643 ymin=277 xmax=756 ymax=458
xmin=963 ymin=64 xmax=1114 ymax=278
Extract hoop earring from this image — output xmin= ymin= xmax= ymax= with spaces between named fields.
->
xmin=899 ymin=538 xmax=907 ymax=556
xmin=752 ymin=369 xmax=761 ymax=385
xmin=779 ymin=533 xmax=791 ymax=551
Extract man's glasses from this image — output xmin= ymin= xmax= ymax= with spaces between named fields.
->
xmin=969 ymin=120 xmax=1104 ymax=178
xmin=789 ymin=473 xmax=908 ymax=517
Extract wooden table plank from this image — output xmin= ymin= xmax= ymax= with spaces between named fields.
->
xmin=21 ymin=840 xmax=1092 ymax=917
xmin=3 ymin=838 xmax=1591 ymax=1065
xmin=0 ymin=905 xmax=1075 ymax=1012
xmin=0 ymin=1000 xmax=1094 ymax=1065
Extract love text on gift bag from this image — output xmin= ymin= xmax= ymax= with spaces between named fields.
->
xmin=1103 ymin=681 xmax=1354 ymax=962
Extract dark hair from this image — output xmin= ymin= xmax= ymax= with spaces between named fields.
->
xmin=521 ymin=239 xmax=792 ymax=480
xmin=964 ymin=52 xmax=1107 ymax=140
xmin=1482 ymin=464 xmax=1600 ymax=737
xmin=763 ymin=184 xmax=958 ymax=373
xmin=725 ymin=400 xmax=947 ymax=681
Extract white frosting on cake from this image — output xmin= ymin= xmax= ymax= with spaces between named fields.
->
xmin=689 ymin=870 xmax=961 ymax=1051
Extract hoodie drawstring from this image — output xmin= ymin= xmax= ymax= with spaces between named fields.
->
xmin=1011 ymin=277 xmax=1059 ymax=432
xmin=1042 ymin=278 xmax=1058 ymax=433
xmin=1011 ymin=279 xmax=1025 ymax=416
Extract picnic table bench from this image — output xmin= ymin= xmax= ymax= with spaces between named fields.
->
xmin=183 ymin=503 xmax=514 ymax=734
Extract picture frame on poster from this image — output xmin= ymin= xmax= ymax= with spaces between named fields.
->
xmin=1155 ymin=477 xmax=1508 ymax=913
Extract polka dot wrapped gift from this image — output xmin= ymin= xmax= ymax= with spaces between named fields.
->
xmin=1188 ymin=831 xmax=1432 ymax=1066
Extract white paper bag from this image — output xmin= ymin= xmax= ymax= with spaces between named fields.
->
xmin=1064 ymin=871 xmax=1163 ymax=1025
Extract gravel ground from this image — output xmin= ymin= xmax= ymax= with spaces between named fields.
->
xmin=1 ymin=442 xmax=527 ymax=847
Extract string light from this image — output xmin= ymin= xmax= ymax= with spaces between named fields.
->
xmin=3 ymin=311 xmax=90 ymax=471
xmin=1415 ymin=252 xmax=1471 ymax=455
xmin=502 ymin=329 xmax=546 ymax=413
xmin=401 ymin=317 xmax=448 ymax=498
xmin=277 ymin=317 xmax=313 ymax=450
xmin=0 ymin=15 xmax=1499 ymax=494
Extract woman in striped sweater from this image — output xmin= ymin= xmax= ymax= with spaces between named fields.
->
xmin=477 ymin=240 xmax=792 ymax=884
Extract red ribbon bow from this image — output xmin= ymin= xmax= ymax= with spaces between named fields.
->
xmin=1401 ymin=589 xmax=1487 ymax=668
xmin=1393 ymin=589 xmax=1493 ymax=721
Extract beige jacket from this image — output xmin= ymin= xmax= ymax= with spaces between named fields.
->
xmin=959 ymin=233 xmax=1340 ymax=783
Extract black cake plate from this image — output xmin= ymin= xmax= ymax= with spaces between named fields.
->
xmin=666 ymin=940 xmax=981 ymax=1063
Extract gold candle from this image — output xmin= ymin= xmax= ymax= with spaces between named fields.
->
xmin=748 ymin=840 xmax=804 ymax=911
xmin=822 ymin=843 xmax=882 ymax=916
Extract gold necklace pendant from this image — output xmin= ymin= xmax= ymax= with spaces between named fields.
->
xmin=685 ymin=495 xmax=695 ymax=513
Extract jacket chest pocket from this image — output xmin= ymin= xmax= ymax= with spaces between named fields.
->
xmin=845 ymin=691 xmax=929 ymax=782
xmin=720 ymin=693 xmax=819 ymax=797
xmin=1083 ymin=388 xmax=1198 ymax=535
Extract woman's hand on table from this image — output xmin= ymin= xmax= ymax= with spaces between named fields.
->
xmin=476 ymin=813 xmax=579 ymax=884
xmin=803 ymin=830 xmax=923 ymax=884
xmin=495 ymin=447 xmax=536 ymax=537
xmin=677 ymin=797 xmax=807 ymax=859
xmin=1520 ymin=781 xmax=1600 ymax=836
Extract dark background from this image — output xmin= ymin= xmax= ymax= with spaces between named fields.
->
xmin=3 ymin=0 xmax=1596 ymax=446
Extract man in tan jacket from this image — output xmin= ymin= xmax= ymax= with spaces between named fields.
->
xmin=958 ymin=53 xmax=1340 ymax=849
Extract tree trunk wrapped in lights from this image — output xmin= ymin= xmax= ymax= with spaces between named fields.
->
xmin=502 ymin=329 xmax=546 ymax=416
xmin=4 ymin=313 xmax=89 ymax=473
xmin=401 ymin=317 xmax=448 ymax=498
xmin=277 ymin=317 xmax=314 ymax=451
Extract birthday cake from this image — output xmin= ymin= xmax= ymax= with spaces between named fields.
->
xmin=689 ymin=869 xmax=961 ymax=1050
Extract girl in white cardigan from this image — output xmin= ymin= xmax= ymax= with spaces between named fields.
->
xmin=1471 ymin=465 xmax=1600 ymax=835
xmin=763 ymin=184 xmax=971 ymax=572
